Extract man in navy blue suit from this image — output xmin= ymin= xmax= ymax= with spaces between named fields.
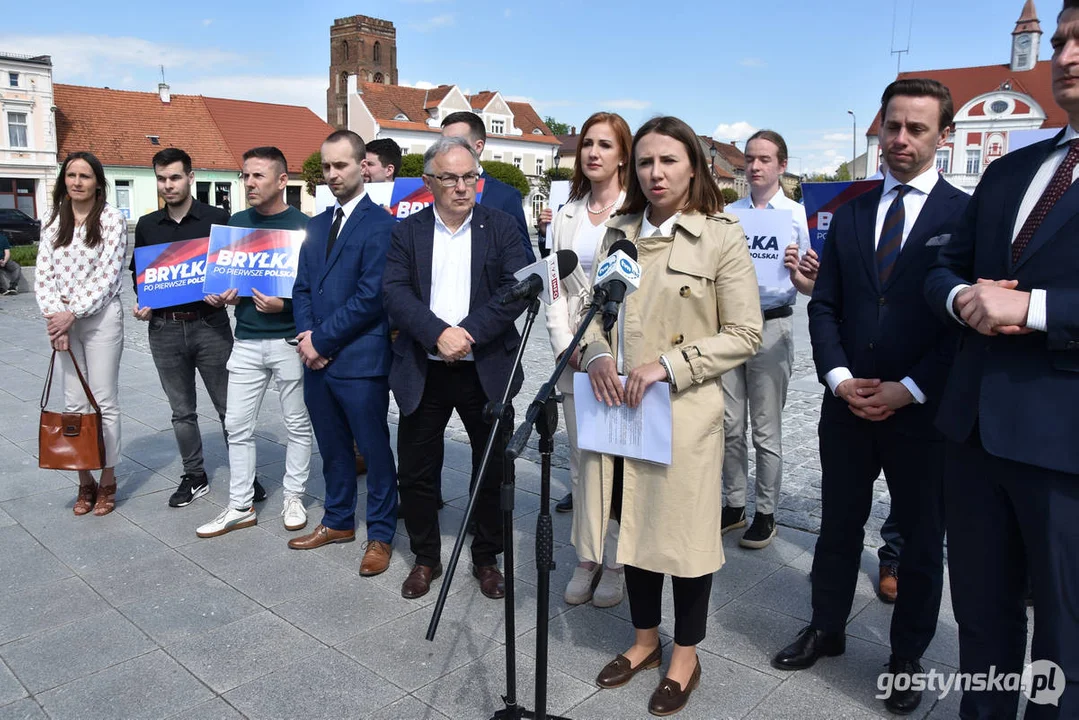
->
xmin=772 ymin=79 xmax=969 ymax=715
xmin=383 ymin=135 xmax=528 ymax=600
xmin=925 ymin=6 xmax=1079 ymax=715
xmin=441 ymin=111 xmax=535 ymax=263
xmin=287 ymin=130 xmax=399 ymax=579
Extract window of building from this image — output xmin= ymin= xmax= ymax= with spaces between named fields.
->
xmin=215 ymin=182 xmax=232 ymax=215
xmin=374 ymin=72 xmax=384 ymax=84
xmin=536 ymin=158 xmax=544 ymax=175
xmin=512 ymin=156 xmax=522 ymax=169
xmin=493 ymin=154 xmax=503 ymax=162
xmin=935 ymin=149 xmax=950 ymax=174
xmin=531 ymin=194 xmax=546 ymax=222
xmin=8 ymin=73 xmax=17 ymax=88
xmin=343 ymin=40 xmax=349 ymax=60
xmin=7 ymin=113 xmax=28 ymax=148
xmin=1015 ymin=52 xmax=1029 ymax=68
xmin=286 ymin=184 xmax=301 ymax=210
xmin=196 ymin=181 xmax=211 ymax=205
xmin=373 ymin=41 xmax=381 ymax=64
xmin=966 ymin=149 xmax=982 ymax=175
xmin=0 ymin=178 xmax=36 ymax=216
xmin=114 ymin=180 xmax=132 ymax=219
xmin=490 ymin=119 xmax=505 ymax=134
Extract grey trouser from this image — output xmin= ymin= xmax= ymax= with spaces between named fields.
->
xmin=721 ymin=315 xmax=794 ymax=515
xmin=0 ymin=259 xmax=21 ymax=292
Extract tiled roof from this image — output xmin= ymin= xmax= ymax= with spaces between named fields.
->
xmin=713 ymin=141 xmax=746 ymax=171
xmin=865 ymin=61 xmax=1065 ymax=134
xmin=469 ymin=91 xmax=497 ymax=110
xmin=54 ymin=84 xmax=334 ymax=173
xmin=506 ymin=102 xmax=558 ymax=144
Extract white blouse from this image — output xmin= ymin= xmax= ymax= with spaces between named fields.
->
xmin=36 ymin=204 xmax=127 ymax=318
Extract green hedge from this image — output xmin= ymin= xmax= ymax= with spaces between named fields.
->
xmin=9 ymin=244 xmax=37 ymax=266
xmin=481 ymin=161 xmax=530 ymax=196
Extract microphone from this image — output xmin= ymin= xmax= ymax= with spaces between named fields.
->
xmin=593 ymin=240 xmax=641 ymax=332
xmin=501 ymin=249 xmax=578 ymax=305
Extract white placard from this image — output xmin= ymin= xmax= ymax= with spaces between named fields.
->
xmin=545 ymin=181 xmax=571 ymax=249
xmin=573 ymin=373 xmax=672 ymax=465
xmin=727 ymin=207 xmax=793 ymax=290
xmin=314 ymin=182 xmax=394 ymax=215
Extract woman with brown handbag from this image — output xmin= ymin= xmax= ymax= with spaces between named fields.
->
xmin=36 ymin=152 xmax=127 ymax=516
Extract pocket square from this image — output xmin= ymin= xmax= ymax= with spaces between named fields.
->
xmin=926 ymin=234 xmax=951 ymax=247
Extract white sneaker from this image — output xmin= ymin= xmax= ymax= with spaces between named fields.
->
xmin=196 ymin=507 xmax=256 ymax=538
xmin=592 ymin=566 xmax=625 ymax=608
xmin=282 ymin=495 xmax=307 ymax=531
xmin=564 ymin=564 xmax=602 ymax=605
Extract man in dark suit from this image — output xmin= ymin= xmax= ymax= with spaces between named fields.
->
xmin=383 ymin=135 xmax=528 ymax=600
xmin=925 ymin=6 xmax=1079 ymax=715
xmin=287 ymin=130 xmax=399 ymax=579
xmin=772 ymin=78 xmax=969 ymax=715
xmin=440 ymin=110 xmax=535 ymax=263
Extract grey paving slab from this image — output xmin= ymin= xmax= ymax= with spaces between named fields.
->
xmin=700 ymin=599 xmax=817 ymax=680
xmin=743 ymin=677 xmax=889 ymax=720
xmin=0 ymin=662 xmax=26 ymax=708
xmin=175 ymin=522 xmax=290 ymax=573
xmin=224 ymin=646 xmax=407 ymax=719
xmin=115 ymin=488 xmax=217 ymax=548
xmin=36 ymin=650 xmax=214 ymax=720
xmin=0 ymin=506 xmax=16 ymax=530
xmin=0 ymin=699 xmax=46 ymax=720
xmin=366 ymin=696 xmax=451 ymax=720
xmin=271 ymin=573 xmax=415 ymax=646
xmin=117 ymin=576 xmax=265 ymax=647
xmin=0 ymin=461 xmax=70 ymax=503
xmin=0 ymin=525 xmax=73 ymax=596
xmin=1 ymin=608 xmax=155 ymax=693
xmin=0 ymin=576 xmax=108 ymax=645
xmin=163 ymin=698 xmax=246 ymax=720
xmin=79 ymin=548 xmax=214 ymax=605
xmin=212 ymin=545 xmax=352 ymax=607
xmin=166 ymin=610 xmax=324 ymax=694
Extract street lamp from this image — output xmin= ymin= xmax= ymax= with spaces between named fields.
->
xmin=553 ymin=146 xmax=560 ymax=172
xmin=709 ymin=143 xmax=717 ymax=178
xmin=847 ymin=110 xmax=857 ymax=179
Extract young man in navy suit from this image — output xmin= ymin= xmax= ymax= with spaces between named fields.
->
xmin=440 ymin=111 xmax=535 ymax=263
xmin=925 ymin=5 xmax=1079 ymax=715
xmin=287 ymin=130 xmax=399 ymax=579
xmin=382 ymin=135 xmax=528 ymax=600
xmin=772 ymin=79 xmax=969 ymax=715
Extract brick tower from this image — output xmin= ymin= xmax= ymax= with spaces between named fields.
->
xmin=327 ymin=15 xmax=399 ymax=129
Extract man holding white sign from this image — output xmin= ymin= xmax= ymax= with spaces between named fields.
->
xmin=721 ymin=130 xmax=812 ymax=549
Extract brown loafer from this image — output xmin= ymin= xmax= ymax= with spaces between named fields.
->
xmin=596 ymin=645 xmax=662 ymax=689
xmin=472 ymin=564 xmax=506 ymax=599
xmin=401 ymin=563 xmax=442 ymax=599
xmin=354 ymin=446 xmax=367 ymax=476
xmin=648 ymin=657 xmax=701 ymax=716
xmin=359 ymin=540 xmax=393 ymax=576
xmin=878 ymin=564 xmax=898 ymax=604
xmin=287 ymin=523 xmax=355 ymax=550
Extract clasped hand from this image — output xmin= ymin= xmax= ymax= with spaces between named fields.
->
xmin=954 ymin=279 xmax=1033 ymax=336
xmin=294 ymin=330 xmax=329 ymax=370
xmin=835 ymin=378 xmax=913 ymax=422
xmin=437 ymin=326 xmax=474 ymax=362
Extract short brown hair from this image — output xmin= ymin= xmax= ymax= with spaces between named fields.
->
xmin=880 ymin=78 xmax=955 ymax=132
xmin=745 ymin=130 xmax=788 ymax=165
xmin=323 ymin=130 xmax=366 ymax=162
xmin=242 ymin=146 xmax=288 ymax=177
xmin=569 ymin=112 xmax=633 ymax=202
xmin=620 ymin=116 xmax=724 ymax=216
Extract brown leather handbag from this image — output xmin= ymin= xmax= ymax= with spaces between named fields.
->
xmin=39 ymin=350 xmax=106 ymax=470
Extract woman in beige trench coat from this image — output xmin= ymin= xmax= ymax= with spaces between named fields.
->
xmin=582 ymin=116 xmax=762 ymax=717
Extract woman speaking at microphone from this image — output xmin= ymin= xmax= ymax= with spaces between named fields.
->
xmin=542 ymin=111 xmax=633 ymax=609
xmin=579 ymin=116 xmax=761 ymax=717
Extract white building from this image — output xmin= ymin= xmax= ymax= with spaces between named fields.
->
xmin=865 ymin=0 xmax=1063 ymax=193
xmin=346 ymin=79 xmax=560 ymax=222
xmin=0 ymin=52 xmax=56 ymax=220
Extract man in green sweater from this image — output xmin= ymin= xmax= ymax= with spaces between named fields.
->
xmin=197 ymin=146 xmax=314 ymax=538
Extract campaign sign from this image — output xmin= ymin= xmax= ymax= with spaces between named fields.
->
xmin=802 ymin=180 xmax=882 ymax=254
xmin=727 ymin=208 xmax=793 ymax=289
xmin=314 ymin=178 xmax=486 ymax=222
xmin=133 ymin=236 xmax=209 ymax=309
xmin=544 ymin=180 xmax=571 ymax=249
xmin=203 ymin=225 xmax=306 ymax=297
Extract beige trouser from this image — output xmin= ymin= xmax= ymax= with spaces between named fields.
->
xmin=564 ymin=390 xmax=620 ymax=566
xmin=721 ymin=315 xmax=794 ymax=515
xmin=58 ymin=296 xmax=125 ymax=467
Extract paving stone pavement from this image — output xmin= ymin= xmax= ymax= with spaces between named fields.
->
xmin=0 ymin=249 xmax=1024 ymax=719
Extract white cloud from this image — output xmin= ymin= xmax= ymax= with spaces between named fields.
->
xmin=738 ymin=57 xmax=767 ymax=68
xmin=400 ymin=79 xmax=439 ymax=89
xmin=599 ymin=99 xmax=651 ymax=111
xmin=410 ymin=13 xmax=455 ymax=32
xmin=503 ymin=95 xmax=573 ymax=112
xmin=712 ymin=121 xmax=757 ymax=142
xmin=794 ymin=128 xmax=859 ymax=176
xmin=181 ymin=74 xmax=329 ymax=120
xmin=504 ymin=8 xmax=512 ymax=17
xmin=202 ymin=19 xmax=213 ymax=27
xmin=821 ymin=132 xmax=852 ymax=142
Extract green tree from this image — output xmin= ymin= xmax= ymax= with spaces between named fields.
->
xmin=398 ymin=153 xmax=425 ymax=178
xmin=538 ymin=166 xmax=574 ymax=198
xmin=721 ymin=187 xmax=739 ymax=205
xmin=544 ymin=116 xmax=570 ymax=136
xmin=301 ymin=151 xmax=323 ymax=196
xmin=834 ymin=162 xmax=852 ymax=181
xmin=481 ymin=161 xmax=531 ymax=196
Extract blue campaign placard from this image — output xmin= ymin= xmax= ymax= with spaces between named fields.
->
xmin=202 ymin=225 xmax=307 ymax=297
xmin=133 ymin=236 xmax=209 ymax=309
xmin=802 ymin=180 xmax=882 ymax=254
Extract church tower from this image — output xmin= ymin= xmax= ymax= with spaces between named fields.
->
xmin=327 ymin=15 xmax=399 ymax=129
xmin=1011 ymin=0 xmax=1042 ymax=72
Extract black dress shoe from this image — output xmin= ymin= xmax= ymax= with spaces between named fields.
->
xmin=771 ymin=626 xmax=845 ymax=670
xmin=882 ymin=656 xmax=924 ymax=715
xmin=555 ymin=492 xmax=573 ymax=513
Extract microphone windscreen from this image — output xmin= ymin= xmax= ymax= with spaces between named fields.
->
xmin=608 ymin=239 xmax=638 ymax=261
xmin=555 ymin=249 xmax=578 ymax=278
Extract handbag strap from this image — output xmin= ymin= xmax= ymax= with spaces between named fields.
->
xmin=40 ymin=349 xmax=102 ymax=416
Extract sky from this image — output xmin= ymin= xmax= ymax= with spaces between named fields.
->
xmin=0 ymin=0 xmax=1059 ymax=175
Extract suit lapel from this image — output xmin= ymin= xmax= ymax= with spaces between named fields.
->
xmin=1014 ymin=134 xmax=1079 ymax=272
xmin=883 ymin=177 xmax=949 ymax=289
xmin=854 ymin=189 xmax=883 ymax=292
xmin=470 ymin=208 xmax=490 ymax=306
xmin=319 ymin=196 xmax=370 ymax=283
xmin=415 ymin=210 xmax=435 ymax=307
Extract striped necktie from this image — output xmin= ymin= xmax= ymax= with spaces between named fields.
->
xmin=876 ymin=185 xmax=911 ymax=286
xmin=1012 ymin=139 xmax=1079 ymax=264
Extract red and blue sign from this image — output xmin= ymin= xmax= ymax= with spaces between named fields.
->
xmin=373 ymin=178 xmax=485 ymax=221
xmin=133 ymin=236 xmax=209 ymax=309
xmin=203 ymin=224 xmax=307 ymax=297
xmin=802 ymin=180 xmax=882 ymax=254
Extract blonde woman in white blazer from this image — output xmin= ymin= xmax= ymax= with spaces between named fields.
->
xmin=543 ymin=112 xmax=633 ymax=608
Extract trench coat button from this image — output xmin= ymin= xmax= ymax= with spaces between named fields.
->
xmin=673 ymin=334 xmax=684 ymax=345
xmin=679 ymin=286 xmax=691 ymax=297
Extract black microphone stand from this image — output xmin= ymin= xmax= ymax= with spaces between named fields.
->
xmin=503 ymin=287 xmax=609 ymax=720
xmin=424 ymin=294 xmax=540 ymax=720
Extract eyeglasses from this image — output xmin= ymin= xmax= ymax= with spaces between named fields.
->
xmin=425 ymin=172 xmax=480 ymax=188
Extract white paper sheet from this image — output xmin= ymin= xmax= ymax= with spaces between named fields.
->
xmin=545 ymin=180 xmax=571 ymax=250
xmin=573 ymin=373 xmax=672 ymax=465
xmin=727 ymin=207 xmax=793 ymax=290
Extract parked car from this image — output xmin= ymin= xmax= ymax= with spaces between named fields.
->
xmin=0 ymin=208 xmax=41 ymax=245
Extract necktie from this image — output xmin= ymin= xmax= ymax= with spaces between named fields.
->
xmin=876 ymin=185 xmax=911 ymax=286
xmin=1012 ymin=139 xmax=1079 ymax=264
xmin=326 ymin=208 xmax=344 ymax=259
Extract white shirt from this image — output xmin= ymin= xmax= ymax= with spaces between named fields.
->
xmin=428 ymin=208 xmax=474 ymax=361
xmin=575 ymin=217 xmax=608 ymax=279
xmin=942 ymin=127 xmax=1079 ymax=332
xmin=730 ymin=187 xmax=811 ymax=310
xmin=824 ymin=167 xmax=941 ymax=405
xmin=332 ymin=189 xmax=368 ymax=223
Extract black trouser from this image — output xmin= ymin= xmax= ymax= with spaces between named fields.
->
xmin=811 ymin=406 xmax=945 ymax=662
xmin=397 ymin=361 xmax=507 ymax=568
xmin=614 ymin=459 xmax=713 ymax=647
